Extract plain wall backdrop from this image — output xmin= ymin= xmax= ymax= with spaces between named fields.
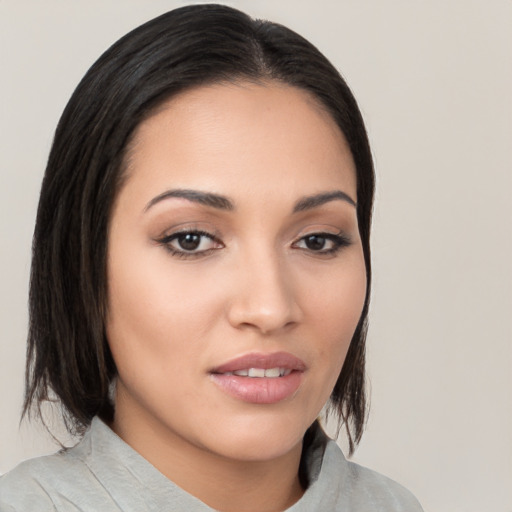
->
xmin=1 ymin=1 xmax=511 ymax=511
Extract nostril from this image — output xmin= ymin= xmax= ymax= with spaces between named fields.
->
xmin=225 ymin=257 xmax=303 ymax=333
xmin=229 ymin=309 xmax=300 ymax=335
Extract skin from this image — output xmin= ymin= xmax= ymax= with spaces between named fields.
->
xmin=106 ymin=82 xmax=367 ymax=512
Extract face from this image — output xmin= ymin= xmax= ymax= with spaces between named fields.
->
xmin=106 ymin=82 xmax=367 ymax=464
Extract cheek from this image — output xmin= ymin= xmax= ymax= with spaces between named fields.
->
xmin=107 ymin=231 xmax=224 ymax=333
xmin=105 ymin=241 xmax=218 ymax=385
xmin=302 ymin=250 xmax=367 ymax=378
xmin=306 ymin=251 xmax=366 ymax=335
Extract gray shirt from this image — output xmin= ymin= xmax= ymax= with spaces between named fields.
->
xmin=0 ymin=417 xmax=423 ymax=511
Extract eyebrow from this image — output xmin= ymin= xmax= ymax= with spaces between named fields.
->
xmin=292 ymin=190 xmax=356 ymax=212
xmin=144 ymin=188 xmax=356 ymax=213
xmin=144 ymin=189 xmax=234 ymax=212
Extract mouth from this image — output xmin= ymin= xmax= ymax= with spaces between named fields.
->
xmin=209 ymin=352 xmax=306 ymax=404
xmin=220 ymin=368 xmax=292 ymax=378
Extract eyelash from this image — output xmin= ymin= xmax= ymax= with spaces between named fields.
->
xmin=292 ymin=232 xmax=351 ymax=256
xmin=156 ymin=230 xmax=351 ymax=259
xmin=156 ymin=229 xmax=223 ymax=259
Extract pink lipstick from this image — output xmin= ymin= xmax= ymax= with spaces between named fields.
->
xmin=210 ymin=352 xmax=305 ymax=404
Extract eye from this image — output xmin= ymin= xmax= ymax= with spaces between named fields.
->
xmin=157 ymin=230 xmax=223 ymax=258
xmin=293 ymin=232 xmax=350 ymax=255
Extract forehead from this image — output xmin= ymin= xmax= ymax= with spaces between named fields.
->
xmin=122 ymin=82 xmax=357 ymax=204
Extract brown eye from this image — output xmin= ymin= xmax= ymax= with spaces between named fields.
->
xmin=176 ymin=233 xmax=202 ymax=251
xmin=303 ymin=235 xmax=327 ymax=251
xmin=157 ymin=229 xmax=223 ymax=258
xmin=293 ymin=232 xmax=351 ymax=255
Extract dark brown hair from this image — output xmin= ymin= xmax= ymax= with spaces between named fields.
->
xmin=24 ymin=4 xmax=374 ymax=454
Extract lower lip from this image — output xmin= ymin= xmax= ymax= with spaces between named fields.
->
xmin=210 ymin=372 xmax=302 ymax=404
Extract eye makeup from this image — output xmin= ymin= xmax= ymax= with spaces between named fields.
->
xmin=291 ymin=231 xmax=351 ymax=257
xmin=155 ymin=226 xmax=351 ymax=261
xmin=155 ymin=228 xmax=224 ymax=259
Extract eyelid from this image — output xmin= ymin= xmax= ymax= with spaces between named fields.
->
xmin=155 ymin=227 xmax=224 ymax=259
xmin=154 ymin=220 xmax=221 ymax=243
xmin=291 ymin=229 xmax=352 ymax=255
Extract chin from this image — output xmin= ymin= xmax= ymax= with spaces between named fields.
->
xmin=196 ymin=412 xmax=310 ymax=463
xmin=213 ymin=434 xmax=301 ymax=463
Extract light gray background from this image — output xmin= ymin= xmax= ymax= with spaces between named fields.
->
xmin=1 ymin=1 xmax=511 ymax=511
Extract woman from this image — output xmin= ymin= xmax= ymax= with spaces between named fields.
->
xmin=0 ymin=4 xmax=423 ymax=511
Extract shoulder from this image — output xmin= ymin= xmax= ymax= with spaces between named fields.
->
xmin=0 ymin=431 xmax=115 ymax=512
xmin=342 ymin=456 xmax=424 ymax=511
xmin=0 ymin=450 xmax=81 ymax=511
xmin=319 ymin=436 xmax=424 ymax=511
xmin=300 ymin=424 xmax=424 ymax=511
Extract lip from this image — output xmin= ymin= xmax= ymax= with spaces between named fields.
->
xmin=210 ymin=352 xmax=306 ymax=404
xmin=211 ymin=352 xmax=306 ymax=374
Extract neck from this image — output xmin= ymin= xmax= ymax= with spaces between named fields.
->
xmin=112 ymin=407 xmax=305 ymax=512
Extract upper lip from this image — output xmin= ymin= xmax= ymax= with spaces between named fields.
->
xmin=211 ymin=352 xmax=306 ymax=374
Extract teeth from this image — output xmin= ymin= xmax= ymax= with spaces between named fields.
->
xmin=227 ymin=368 xmax=291 ymax=378
xmin=248 ymin=368 xmax=265 ymax=377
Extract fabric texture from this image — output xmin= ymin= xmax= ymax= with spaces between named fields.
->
xmin=0 ymin=417 xmax=423 ymax=511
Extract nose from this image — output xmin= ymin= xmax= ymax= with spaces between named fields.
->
xmin=226 ymin=248 xmax=302 ymax=335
